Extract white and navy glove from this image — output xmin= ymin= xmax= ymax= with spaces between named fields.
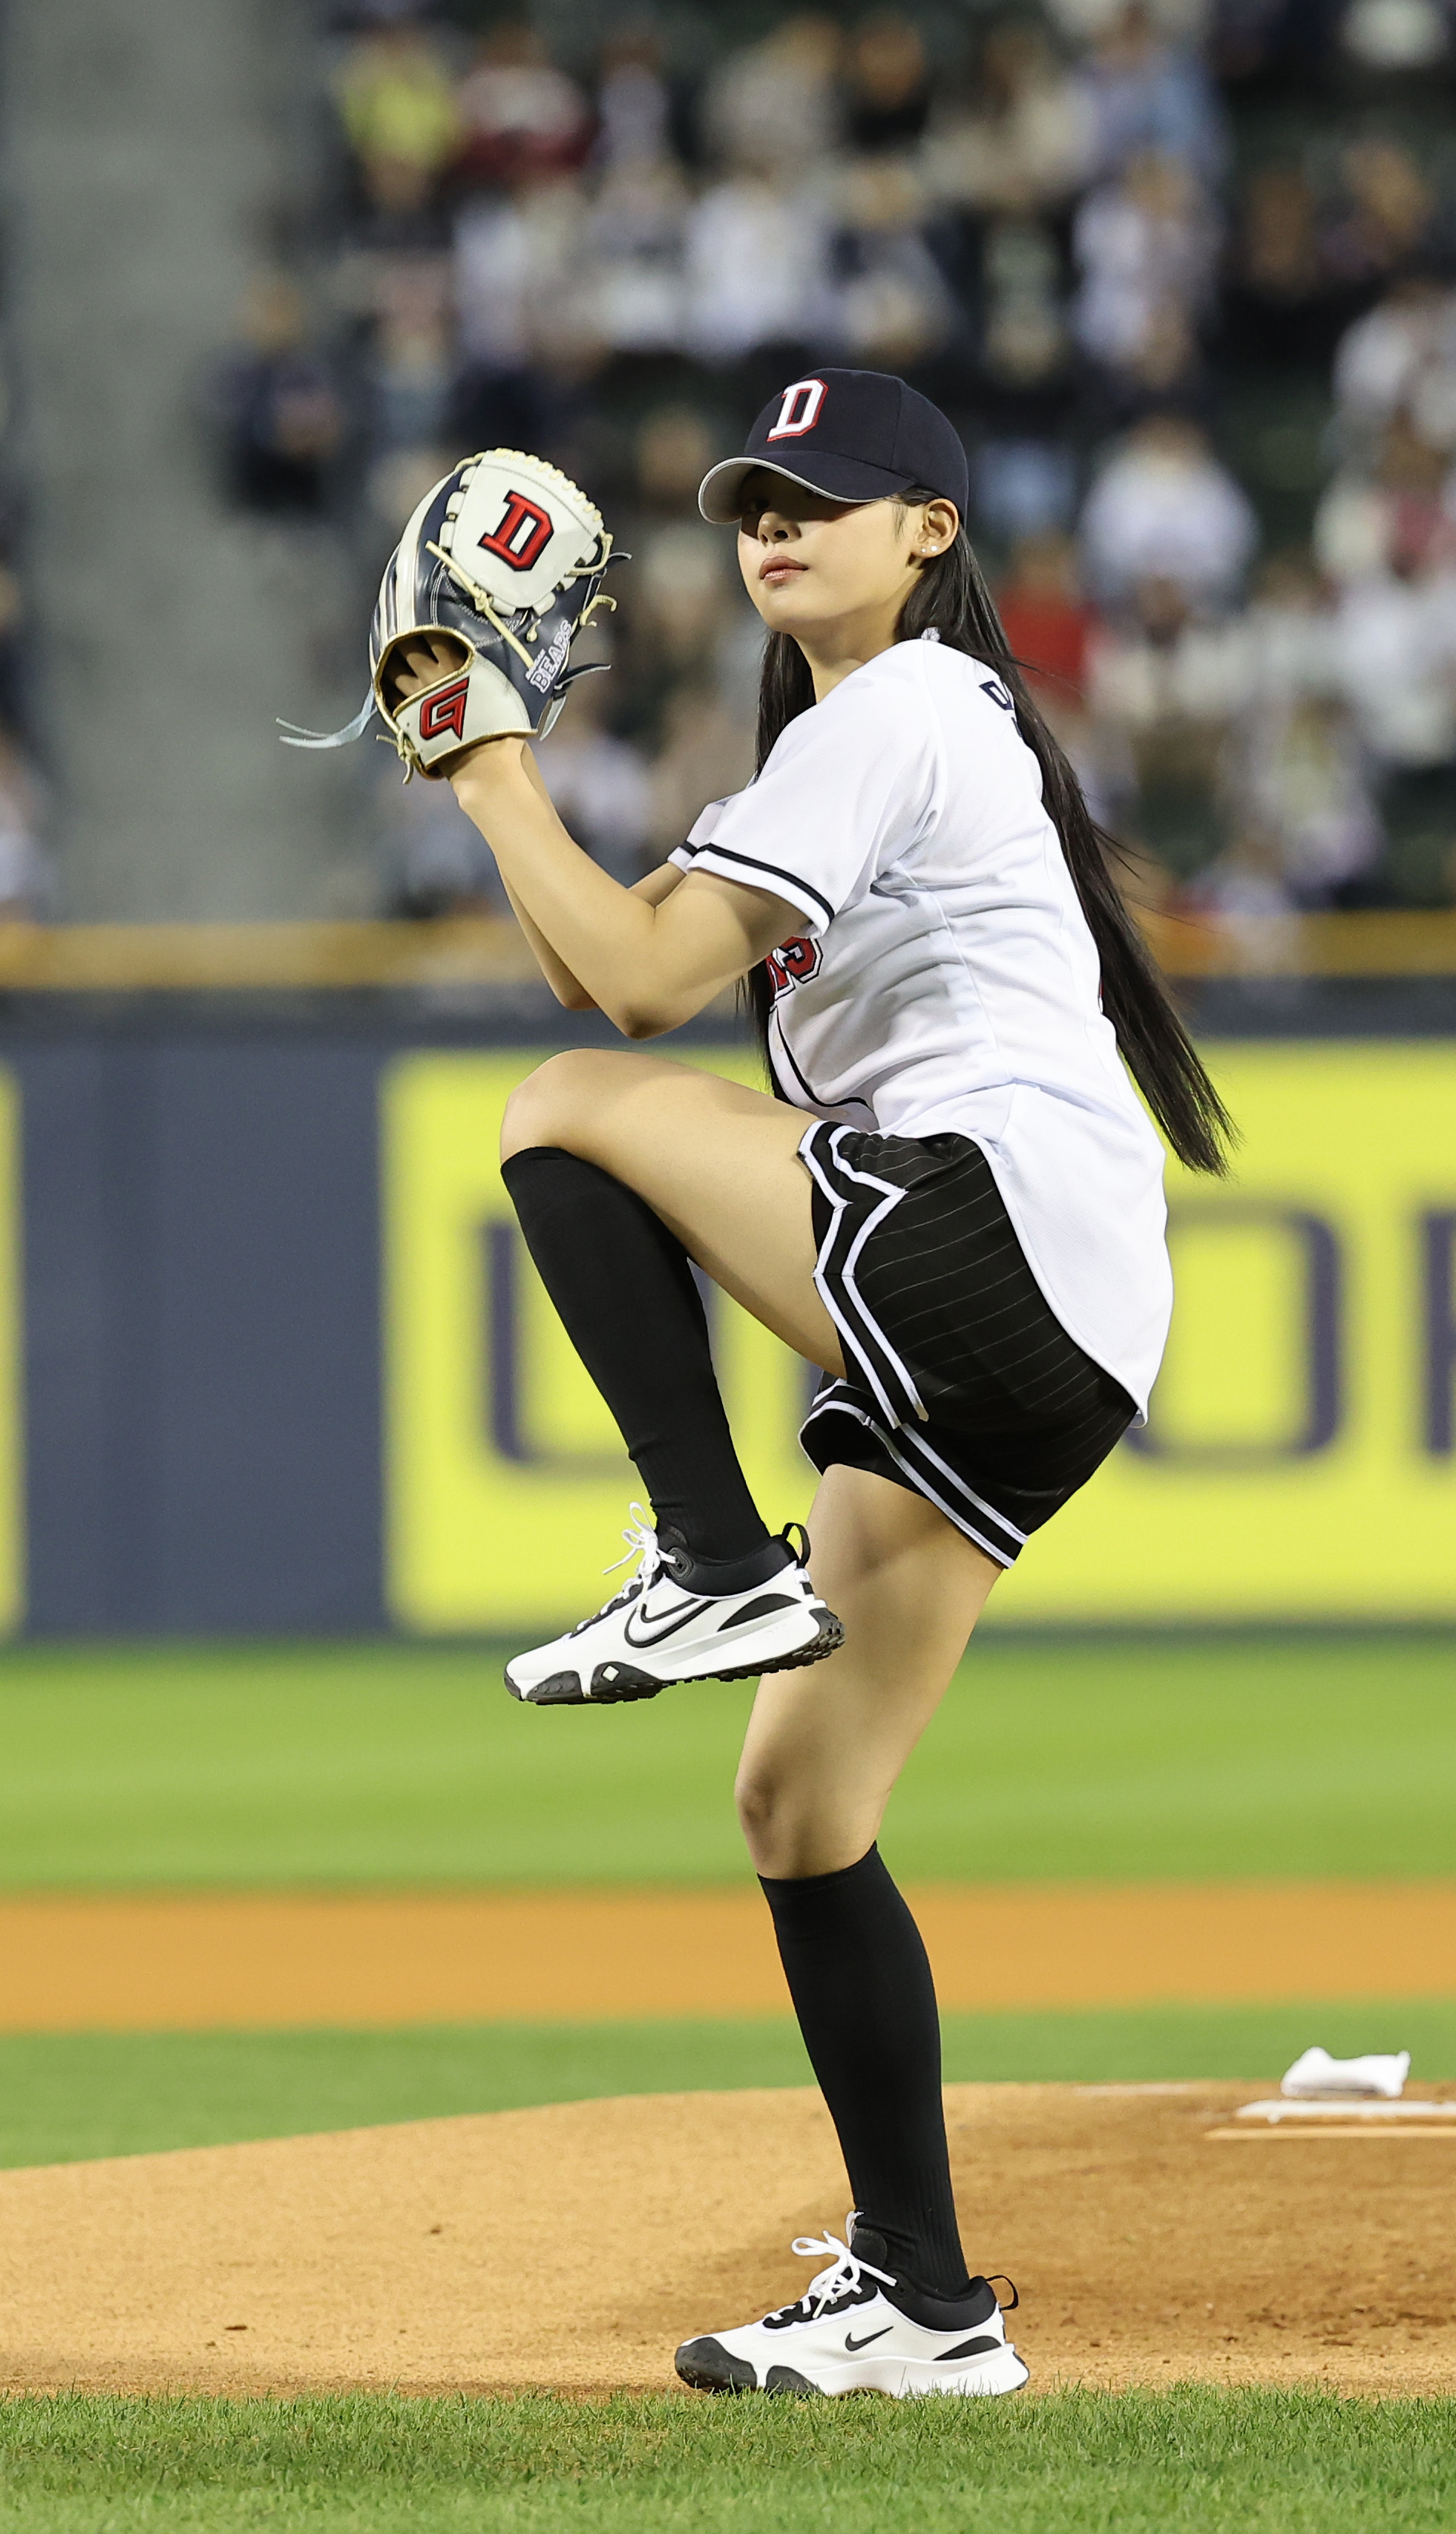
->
xmin=281 ymin=449 xmax=620 ymax=777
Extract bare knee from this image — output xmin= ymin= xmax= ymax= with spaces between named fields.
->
xmin=499 ymin=1050 xmax=606 ymax=1165
xmin=735 ymin=1758 xmax=876 ymax=1882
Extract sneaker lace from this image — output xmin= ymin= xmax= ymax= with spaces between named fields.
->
xmin=770 ymin=2219 xmax=898 ymax=2324
xmin=566 ymin=1507 xmax=662 ymax=1637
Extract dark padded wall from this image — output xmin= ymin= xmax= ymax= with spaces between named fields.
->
xmin=19 ymin=1032 xmax=384 ymax=1634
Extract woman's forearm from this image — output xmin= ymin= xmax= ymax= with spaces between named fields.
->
xmin=452 ymin=742 xmax=773 ymax=1035
xmin=488 ymin=752 xmax=683 ymax=1008
xmin=496 ymin=868 xmax=596 ymax=1009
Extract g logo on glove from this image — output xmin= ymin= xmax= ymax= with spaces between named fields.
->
xmin=419 ymin=677 xmax=471 ymax=744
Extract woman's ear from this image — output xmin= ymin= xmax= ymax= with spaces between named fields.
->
xmin=916 ymin=499 xmax=960 ymax=560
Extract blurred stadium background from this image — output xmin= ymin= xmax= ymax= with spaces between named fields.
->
xmin=0 ymin=0 xmax=1450 ymax=2167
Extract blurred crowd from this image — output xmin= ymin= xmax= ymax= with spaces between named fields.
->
xmin=215 ymin=0 xmax=1456 ymax=919
xmin=0 ymin=343 xmax=51 ymax=917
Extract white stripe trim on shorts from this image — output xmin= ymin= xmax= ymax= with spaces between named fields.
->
xmin=801 ymin=1389 xmax=1023 ymax=1568
xmin=798 ymin=1122 xmax=926 ymax=1427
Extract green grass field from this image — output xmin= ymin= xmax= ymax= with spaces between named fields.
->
xmin=3 ymin=1632 xmax=1452 ymax=2528
xmin=2 ymin=2389 xmax=1455 ymax=2533
xmin=4 ymin=1998 xmax=1455 ymax=2170
xmin=2 ymin=1632 xmax=1452 ymax=1887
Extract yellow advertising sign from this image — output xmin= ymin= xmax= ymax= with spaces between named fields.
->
xmin=382 ymin=1044 xmax=1456 ymax=1629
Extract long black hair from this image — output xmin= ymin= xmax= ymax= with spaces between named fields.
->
xmin=747 ymin=504 xmax=1234 ymax=1176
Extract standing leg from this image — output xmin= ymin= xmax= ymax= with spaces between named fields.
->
xmin=736 ymin=1461 xmax=1001 ymax=2298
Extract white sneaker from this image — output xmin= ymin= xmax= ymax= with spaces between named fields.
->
xmin=505 ymin=1508 xmax=844 ymax=1706
xmin=675 ymin=2220 xmax=1030 ymax=2400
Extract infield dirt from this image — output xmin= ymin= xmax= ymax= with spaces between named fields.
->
xmin=3 ymin=1883 xmax=1455 ymax=2029
xmin=1 ymin=2083 xmax=1452 ymax=2400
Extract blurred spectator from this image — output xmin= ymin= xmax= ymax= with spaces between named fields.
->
xmin=683 ymin=168 xmax=833 ymax=362
xmin=830 ymin=160 xmax=954 ymax=367
xmin=699 ymin=16 xmax=843 ymax=174
xmin=450 ymin=178 xmax=596 ymax=451
xmin=1072 ymin=151 xmax=1219 ymax=405
xmin=845 ymin=13 xmax=931 ymax=154
xmin=1242 ymin=548 xmax=1342 ymax=699
xmin=980 ymin=220 xmax=1072 ymax=392
xmin=1221 ymin=691 xmax=1383 ymax=903
xmin=1334 ymin=549 xmax=1456 ymax=897
xmin=1086 ymin=570 xmax=1251 ymax=868
xmin=1332 ymin=278 xmax=1456 ymax=460
xmin=924 ymin=24 xmax=1095 ymax=215
xmin=1340 ymin=0 xmax=1449 ymax=68
xmin=1050 ymin=0 xmax=1213 ymax=42
xmin=974 ymin=440 xmax=1079 ymax=543
xmin=1324 ymin=141 xmax=1440 ymax=295
xmin=632 ymin=405 xmax=721 ymax=520
xmin=612 ymin=516 xmax=745 ymax=747
xmin=1075 ymin=4 xmax=1225 ymax=182
xmin=1188 ymin=828 xmax=1302 ymax=926
xmin=0 ymin=735 xmax=50 ymax=919
xmin=453 ymin=26 xmax=592 ymax=194
xmin=216 ymin=277 xmax=344 ymax=517
xmin=333 ymin=20 xmax=459 ymax=228
xmin=1315 ymin=409 xmax=1456 ymax=584
xmin=532 ymin=677 xmax=652 ymax=883
xmin=0 ymin=560 xmax=27 ymax=736
xmin=594 ymin=30 xmax=675 ymax=171
xmin=1080 ymin=414 xmax=1259 ymax=603
xmin=997 ymin=531 xmax=1095 ymax=706
xmin=648 ymin=681 xmax=756 ymax=857
xmin=1224 ymin=163 xmax=1348 ymax=367
xmin=584 ymin=157 xmax=691 ymax=356
xmin=364 ymin=257 xmax=452 ymax=456
xmin=453 ymin=180 xmax=588 ymax=373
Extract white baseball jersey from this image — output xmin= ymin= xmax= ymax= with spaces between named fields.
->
xmin=670 ymin=636 xmax=1173 ymax=1415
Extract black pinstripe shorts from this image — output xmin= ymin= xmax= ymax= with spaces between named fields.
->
xmin=797 ymin=1122 xmax=1135 ymax=1568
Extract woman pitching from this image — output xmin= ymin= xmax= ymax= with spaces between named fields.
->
xmin=392 ymin=368 xmax=1232 ymax=2401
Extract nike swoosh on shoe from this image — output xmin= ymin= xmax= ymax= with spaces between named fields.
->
xmin=621 ymin=1597 xmax=714 ymax=1649
xmin=843 ymin=2327 xmax=892 ymax=2351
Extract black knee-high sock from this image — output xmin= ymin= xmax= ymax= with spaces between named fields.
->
xmin=760 ymin=1847 xmax=973 ymax=2302
xmin=501 ymin=1144 xmax=776 ymax=1576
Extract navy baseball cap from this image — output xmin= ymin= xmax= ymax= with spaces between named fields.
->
xmin=698 ymin=369 xmax=968 ymax=525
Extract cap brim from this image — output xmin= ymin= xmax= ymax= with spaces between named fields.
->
xmin=698 ymin=451 xmax=918 ymax=525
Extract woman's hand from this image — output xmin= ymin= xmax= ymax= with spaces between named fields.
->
xmin=383 ymin=631 xmax=466 ymax=710
xmin=384 ymin=633 xmax=526 ymax=784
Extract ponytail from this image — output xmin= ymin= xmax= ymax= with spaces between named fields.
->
xmin=747 ymin=510 xmax=1234 ymax=1176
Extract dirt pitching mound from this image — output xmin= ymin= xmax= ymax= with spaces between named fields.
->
xmin=0 ymin=2083 xmax=1452 ymax=2400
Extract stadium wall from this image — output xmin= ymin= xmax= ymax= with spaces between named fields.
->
xmin=1 ymin=990 xmax=1452 ymax=1637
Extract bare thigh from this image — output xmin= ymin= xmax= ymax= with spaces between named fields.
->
xmin=736 ymin=1462 xmax=1001 ymax=1879
xmin=504 ymin=1052 xmax=1000 ymax=1872
xmin=501 ymin=1047 xmax=845 ymax=1375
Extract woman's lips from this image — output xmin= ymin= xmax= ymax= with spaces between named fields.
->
xmin=760 ymin=559 xmax=807 ymax=583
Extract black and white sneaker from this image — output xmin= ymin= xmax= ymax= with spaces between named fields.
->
xmin=675 ymin=2219 xmax=1029 ymax=2400
xmin=505 ymin=1507 xmax=844 ymax=1706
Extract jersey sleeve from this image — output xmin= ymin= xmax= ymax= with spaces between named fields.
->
xmin=667 ymin=661 xmax=939 ymax=934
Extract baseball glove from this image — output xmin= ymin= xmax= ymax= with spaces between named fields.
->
xmin=280 ymin=449 xmax=620 ymax=777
